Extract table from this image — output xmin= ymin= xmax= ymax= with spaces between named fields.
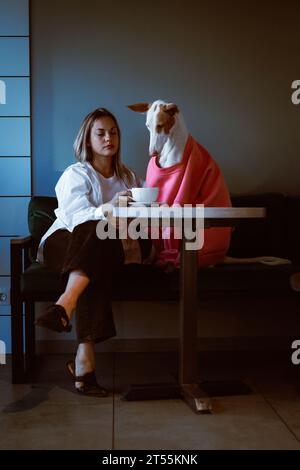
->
xmin=113 ymin=205 xmax=266 ymax=413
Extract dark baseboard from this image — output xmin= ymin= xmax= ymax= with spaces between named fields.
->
xmin=34 ymin=335 xmax=297 ymax=355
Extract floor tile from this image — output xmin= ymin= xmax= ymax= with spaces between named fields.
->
xmin=0 ymin=353 xmax=114 ymax=450
xmin=0 ymin=403 xmax=112 ymax=449
xmin=113 ymin=352 xmax=300 ymax=450
xmin=2 ymin=352 xmax=300 ymax=450
xmin=246 ymin=367 xmax=300 ymax=443
xmin=113 ymin=393 xmax=300 ymax=450
xmin=113 ymin=352 xmax=178 ymax=392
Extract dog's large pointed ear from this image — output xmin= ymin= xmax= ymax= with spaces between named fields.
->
xmin=162 ymin=103 xmax=179 ymax=117
xmin=127 ymin=103 xmax=151 ymax=113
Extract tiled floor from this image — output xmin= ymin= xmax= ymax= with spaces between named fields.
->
xmin=1 ymin=351 xmax=300 ymax=450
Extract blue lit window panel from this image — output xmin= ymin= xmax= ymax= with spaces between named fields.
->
xmin=0 ymin=0 xmax=29 ymax=36
xmin=0 ymin=305 xmax=10 ymax=315
xmin=0 ymin=118 xmax=30 ymax=156
xmin=0 ymin=197 xmax=30 ymax=235
xmin=0 ymin=158 xmax=30 ymax=196
xmin=0 ymin=237 xmax=10 ymax=275
xmin=0 ymin=38 xmax=29 ymax=76
xmin=0 ymin=78 xmax=30 ymax=116
xmin=0 ymin=316 xmax=11 ymax=355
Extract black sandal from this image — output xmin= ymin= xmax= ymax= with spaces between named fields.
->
xmin=66 ymin=360 xmax=108 ymax=397
xmin=35 ymin=304 xmax=72 ymax=333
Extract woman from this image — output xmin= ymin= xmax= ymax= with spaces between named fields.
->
xmin=35 ymin=108 xmax=152 ymax=396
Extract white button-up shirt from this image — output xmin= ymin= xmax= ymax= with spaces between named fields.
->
xmin=37 ymin=161 xmax=141 ymax=263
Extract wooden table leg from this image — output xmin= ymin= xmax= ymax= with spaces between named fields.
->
xmin=179 ymin=233 xmax=212 ymax=413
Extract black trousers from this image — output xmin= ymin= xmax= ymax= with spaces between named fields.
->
xmin=43 ymin=220 xmax=152 ymax=344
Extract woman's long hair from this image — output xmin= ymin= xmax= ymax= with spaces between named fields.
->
xmin=73 ymin=107 xmax=134 ymax=186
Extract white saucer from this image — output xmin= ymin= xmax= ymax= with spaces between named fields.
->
xmin=129 ymin=201 xmax=159 ymax=207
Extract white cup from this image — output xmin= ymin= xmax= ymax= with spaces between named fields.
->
xmin=131 ymin=187 xmax=159 ymax=203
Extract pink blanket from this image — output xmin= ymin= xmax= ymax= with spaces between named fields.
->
xmin=146 ymin=135 xmax=232 ymax=267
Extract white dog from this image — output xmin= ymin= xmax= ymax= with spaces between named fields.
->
xmin=129 ymin=100 xmax=187 ymax=168
xmin=128 ymin=100 xmax=291 ymax=268
xmin=128 ymin=99 xmax=232 ymax=268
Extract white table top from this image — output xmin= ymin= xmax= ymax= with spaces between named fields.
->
xmin=113 ymin=206 xmax=266 ymax=220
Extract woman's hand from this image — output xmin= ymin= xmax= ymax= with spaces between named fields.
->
xmin=108 ymin=190 xmax=132 ymax=207
xmin=102 ymin=190 xmax=132 ymax=229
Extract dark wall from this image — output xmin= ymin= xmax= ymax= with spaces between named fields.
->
xmin=31 ymin=0 xmax=300 ymax=195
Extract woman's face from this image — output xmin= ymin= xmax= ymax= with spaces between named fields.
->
xmin=89 ymin=116 xmax=119 ymax=160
